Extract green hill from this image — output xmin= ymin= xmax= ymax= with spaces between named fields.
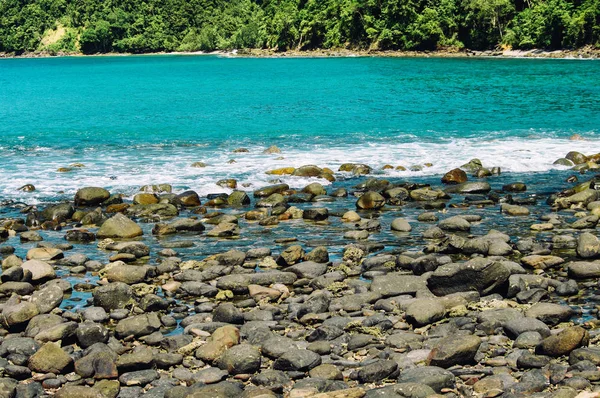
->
xmin=1 ymin=0 xmax=599 ymax=55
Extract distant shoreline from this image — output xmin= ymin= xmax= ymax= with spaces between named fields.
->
xmin=1 ymin=46 xmax=599 ymax=60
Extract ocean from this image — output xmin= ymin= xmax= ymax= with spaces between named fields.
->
xmin=0 ymin=55 xmax=599 ymax=204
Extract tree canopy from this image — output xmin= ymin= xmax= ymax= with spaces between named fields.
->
xmin=1 ymin=0 xmax=599 ymax=54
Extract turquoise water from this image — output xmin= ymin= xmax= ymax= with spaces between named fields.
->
xmin=0 ymin=55 xmax=599 ymax=202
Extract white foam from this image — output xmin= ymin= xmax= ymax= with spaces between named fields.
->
xmin=0 ymin=136 xmax=596 ymax=204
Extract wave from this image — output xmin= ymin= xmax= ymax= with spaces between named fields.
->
xmin=0 ymin=135 xmax=596 ymax=204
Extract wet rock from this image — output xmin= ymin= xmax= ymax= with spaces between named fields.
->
xmin=273 ymin=349 xmax=321 ymax=371
xmin=525 ymin=302 xmax=573 ymax=325
xmin=2 ymin=297 xmax=39 ymax=328
xmin=356 ymin=191 xmax=385 ymax=210
xmin=576 ymin=232 xmax=600 ymax=259
xmin=405 ymin=298 xmax=446 ymax=327
xmin=217 ymin=344 xmax=261 ymax=374
xmin=175 ymin=190 xmax=201 ymax=207
xmin=97 ymin=214 xmax=143 ymax=239
xmin=428 ymin=258 xmax=512 ymax=296
xmin=397 ymin=366 xmax=455 ymax=393
xmin=276 ymin=245 xmax=304 ymax=266
xmin=391 ymin=218 xmax=411 ymax=232
xmin=568 ymin=260 xmax=600 ymax=278
xmin=115 ymin=312 xmax=161 ymax=338
xmin=438 ymin=215 xmax=470 ymax=232
xmin=445 ymin=181 xmax=490 ymax=194
xmin=536 ymin=326 xmax=588 ymax=357
xmin=441 ymin=168 xmax=467 ymax=184
xmin=28 ymin=342 xmax=72 ymax=374
xmin=521 ymin=255 xmax=564 ymax=270
xmin=26 ymin=247 xmax=63 ymax=261
xmin=21 ymin=259 xmax=56 ymax=282
xmin=501 ymin=204 xmax=530 ymax=216
xmin=55 ymin=385 xmax=105 ymax=398
xmin=105 ymin=264 xmax=148 ymax=284
xmin=371 ymin=274 xmax=427 ymax=297
xmin=93 ymin=282 xmax=133 ymax=310
xmin=303 ymin=208 xmax=329 ymax=221
xmin=75 ymin=187 xmax=110 ymax=207
xmin=427 ymin=335 xmax=481 ymax=367
xmin=119 ymin=369 xmax=159 ymax=386
xmin=77 ymin=321 xmax=109 ymax=348
xmin=504 ymin=317 xmax=550 ymax=338
xmin=207 ymin=222 xmax=240 ymax=237
xmin=288 ymin=261 xmax=328 ymax=279
xmin=356 ymin=360 xmax=399 ymax=383
xmin=213 ymin=303 xmax=244 ymax=324
xmin=41 ymin=203 xmax=75 ymax=221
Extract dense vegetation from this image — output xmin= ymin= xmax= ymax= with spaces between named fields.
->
xmin=1 ymin=0 xmax=599 ymax=55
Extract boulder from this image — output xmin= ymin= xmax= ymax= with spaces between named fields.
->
xmin=217 ymin=344 xmax=261 ymax=375
xmin=75 ymin=187 xmax=110 ymax=207
xmin=391 ymin=218 xmax=411 ymax=232
xmin=28 ymin=342 xmax=72 ymax=374
xmin=97 ymin=214 xmax=143 ymax=239
xmin=427 ymin=258 xmax=511 ymax=296
xmin=536 ymin=327 xmax=588 ymax=357
xmin=115 ymin=313 xmax=161 ymax=338
xmin=441 ymin=168 xmax=467 ymax=184
xmin=356 ymin=191 xmax=385 ymax=210
xmin=21 ymin=260 xmax=56 ymax=282
xmin=428 ymin=335 xmax=482 ymax=367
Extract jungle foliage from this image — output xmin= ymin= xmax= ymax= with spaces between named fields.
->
xmin=1 ymin=0 xmax=599 ymax=54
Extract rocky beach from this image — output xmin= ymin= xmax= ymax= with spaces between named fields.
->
xmin=1 ymin=147 xmax=600 ymax=398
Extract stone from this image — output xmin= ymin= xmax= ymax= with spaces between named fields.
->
xmin=438 ymin=215 xmax=471 ymax=232
xmin=536 ymin=327 xmax=588 ymax=357
xmin=504 ymin=317 xmax=550 ymax=338
xmin=521 ymin=255 xmax=565 ymax=270
xmin=405 ymin=298 xmax=446 ymax=327
xmin=356 ymin=191 xmax=386 ymax=210
xmin=427 ymin=335 xmax=481 ymax=367
xmin=273 ymin=349 xmax=321 ymax=371
xmin=26 ymin=247 xmax=63 ymax=261
xmin=21 ymin=259 xmax=56 ymax=282
xmin=397 ymin=366 xmax=455 ymax=393
xmin=217 ymin=344 xmax=261 ymax=374
xmin=30 ymin=284 xmax=63 ymax=314
xmin=105 ymin=264 xmax=148 ymax=284
xmin=391 ymin=218 xmax=411 ymax=232
xmin=576 ymin=232 xmax=600 ymax=259
xmin=175 ymin=190 xmax=201 ymax=207
xmin=501 ymin=204 xmax=530 ymax=216
xmin=444 ymin=181 xmax=490 ymax=194
xmin=287 ymin=261 xmax=328 ymax=279
xmin=357 ymin=360 xmax=399 ymax=383
xmin=371 ymin=274 xmax=427 ymax=297
xmin=115 ymin=312 xmax=161 ymax=338
xmin=75 ymin=187 xmax=110 ymax=206
xmin=206 ymin=222 xmax=240 ymax=237
xmin=119 ymin=369 xmax=159 ymax=386
xmin=97 ymin=214 xmax=143 ymax=239
xmin=441 ymin=168 xmax=467 ymax=184
xmin=55 ymin=385 xmax=105 ymax=398
xmin=427 ymin=258 xmax=511 ymax=296
xmin=2 ymin=299 xmax=39 ymax=328
xmin=276 ymin=245 xmax=304 ymax=266
xmin=525 ymin=303 xmax=573 ymax=325
xmin=568 ymin=261 xmax=600 ymax=279
xmin=28 ymin=342 xmax=72 ymax=374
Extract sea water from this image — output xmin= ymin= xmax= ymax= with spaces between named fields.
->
xmin=0 ymin=55 xmax=599 ymax=204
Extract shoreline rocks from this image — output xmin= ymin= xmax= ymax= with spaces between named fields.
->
xmin=0 ymin=153 xmax=600 ymax=397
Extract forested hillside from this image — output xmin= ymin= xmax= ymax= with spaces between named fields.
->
xmin=1 ymin=0 xmax=599 ymax=55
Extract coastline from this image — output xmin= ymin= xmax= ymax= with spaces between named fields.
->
xmin=1 ymin=46 xmax=599 ymax=60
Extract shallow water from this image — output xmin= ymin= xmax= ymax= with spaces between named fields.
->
xmin=1 ymin=55 xmax=600 ymax=332
xmin=0 ymin=56 xmax=599 ymax=202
